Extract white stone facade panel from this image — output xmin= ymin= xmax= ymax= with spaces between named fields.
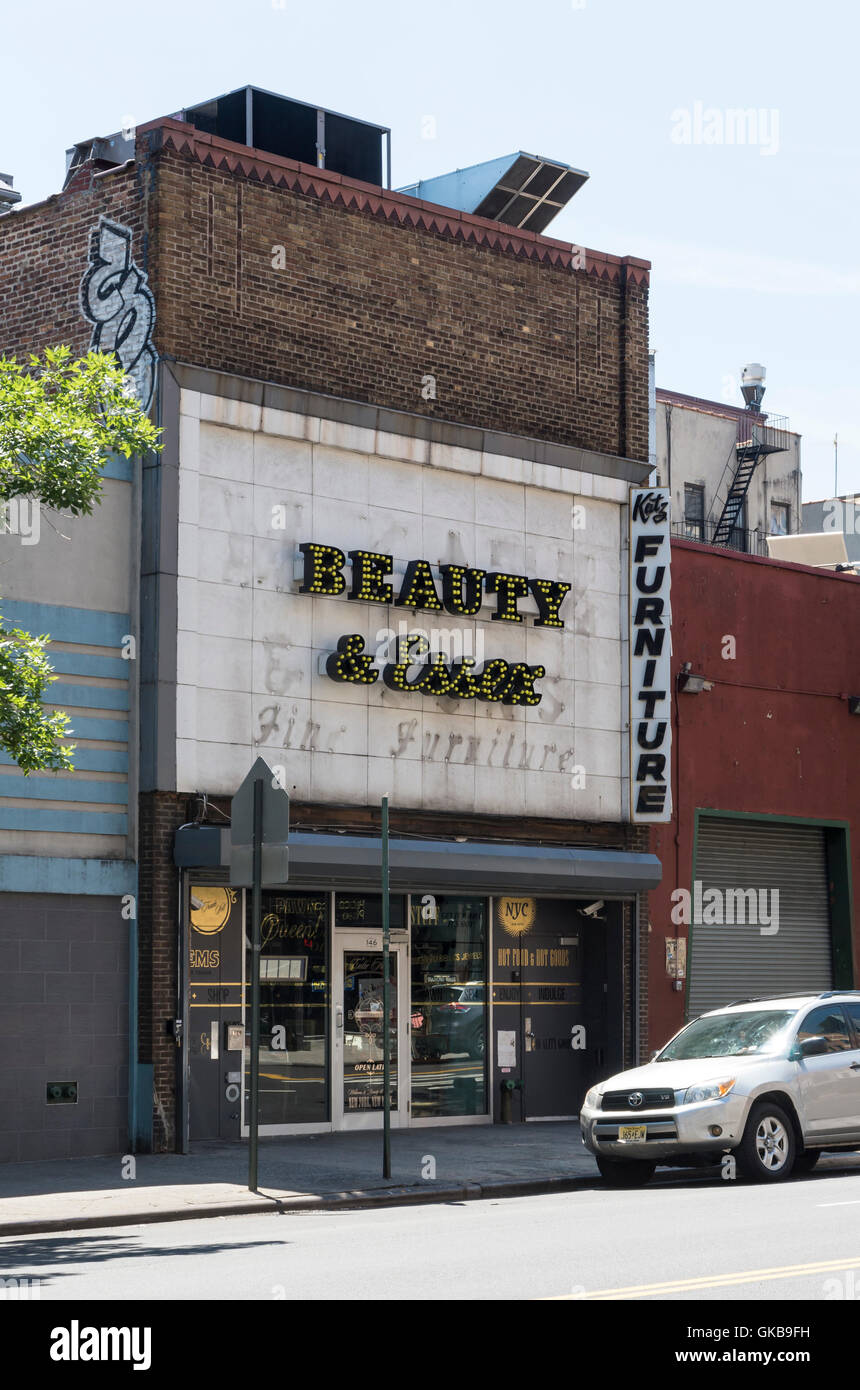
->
xmin=175 ymin=394 xmax=628 ymax=818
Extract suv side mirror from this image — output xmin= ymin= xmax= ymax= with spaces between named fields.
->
xmin=792 ymin=1035 xmax=829 ymax=1060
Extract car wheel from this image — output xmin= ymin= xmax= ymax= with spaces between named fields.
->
xmin=793 ymin=1149 xmax=821 ymax=1175
xmin=736 ymin=1101 xmax=796 ymax=1182
xmin=469 ymin=1027 xmax=485 ymax=1060
xmin=596 ymin=1155 xmax=656 ymax=1188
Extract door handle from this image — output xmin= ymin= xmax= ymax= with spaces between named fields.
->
xmin=850 ymin=1062 xmax=860 ymax=1071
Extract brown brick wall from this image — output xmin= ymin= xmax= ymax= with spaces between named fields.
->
xmin=0 ymin=163 xmax=146 ymax=364
xmin=146 ymin=136 xmax=648 ymax=458
xmin=1 ymin=127 xmax=649 ymax=462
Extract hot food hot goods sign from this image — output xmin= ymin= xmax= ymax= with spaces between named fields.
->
xmin=299 ymin=543 xmax=570 ymax=708
xmin=628 ymin=489 xmax=672 ymax=823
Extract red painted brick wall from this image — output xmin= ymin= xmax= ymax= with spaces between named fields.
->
xmin=648 ymin=542 xmax=860 ymax=1050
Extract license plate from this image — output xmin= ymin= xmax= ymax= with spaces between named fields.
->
xmin=618 ymin=1125 xmax=647 ymax=1143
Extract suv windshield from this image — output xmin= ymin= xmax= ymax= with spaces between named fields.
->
xmin=656 ymin=1009 xmax=797 ymax=1061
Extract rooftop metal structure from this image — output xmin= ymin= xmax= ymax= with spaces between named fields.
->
xmin=399 ymin=152 xmax=589 ymax=235
xmin=0 ymin=173 xmax=22 ymax=212
xmin=179 ymin=86 xmax=391 ymax=187
xmin=65 ymin=86 xmax=392 ymax=190
xmin=707 ymin=365 xmax=791 ymax=549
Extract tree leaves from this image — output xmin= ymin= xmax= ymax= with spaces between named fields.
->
xmin=0 ymin=346 xmax=161 ymax=514
xmin=0 ymin=346 xmax=162 ymax=772
xmin=0 ymin=619 xmax=76 ymax=772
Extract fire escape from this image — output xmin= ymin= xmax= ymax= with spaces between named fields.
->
xmin=710 ymin=365 xmax=790 ymax=548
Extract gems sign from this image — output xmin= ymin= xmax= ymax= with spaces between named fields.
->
xmin=299 ymin=542 xmax=571 ymax=709
xmin=629 ymin=490 xmax=672 ymax=822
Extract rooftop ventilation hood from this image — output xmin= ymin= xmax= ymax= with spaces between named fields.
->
xmin=398 ymin=152 xmax=588 ymax=234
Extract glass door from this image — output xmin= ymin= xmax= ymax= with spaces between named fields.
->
xmin=334 ymin=937 xmax=408 ymax=1129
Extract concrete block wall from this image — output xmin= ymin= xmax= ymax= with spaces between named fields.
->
xmin=0 ymin=893 xmax=129 ymax=1161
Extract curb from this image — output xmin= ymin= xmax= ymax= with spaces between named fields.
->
xmin=0 ymin=1171 xmax=599 ymax=1237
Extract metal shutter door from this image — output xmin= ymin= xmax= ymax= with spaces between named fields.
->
xmin=688 ymin=818 xmax=832 ymax=1017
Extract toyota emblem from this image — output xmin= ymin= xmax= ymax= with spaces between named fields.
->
xmin=628 ymin=1092 xmax=644 ymax=1108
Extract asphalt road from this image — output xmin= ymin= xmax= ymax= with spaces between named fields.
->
xmin=3 ymin=1164 xmax=860 ymax=1302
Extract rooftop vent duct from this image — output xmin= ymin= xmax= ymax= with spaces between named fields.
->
xmin=180 ymin=86 xmax=391 ymax=187
xmin=64 ymin=135 xmax=135 ymax=188
xmin=0 ymin=172 xmax=22 ymax=212
xmin=398 ymin=152 xmax=588 ymax=234
xmin=741 ymin=362 xmax=766 ymax=411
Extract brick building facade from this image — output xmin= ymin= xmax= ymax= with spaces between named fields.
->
xmin=2 ymin=122 xmax=649 ymax=456
xmin=1 ymin=94 xmax=660 ymax=1155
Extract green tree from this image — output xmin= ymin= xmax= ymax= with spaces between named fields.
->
xmin=0 ymin=347 xmax=161 ymax=772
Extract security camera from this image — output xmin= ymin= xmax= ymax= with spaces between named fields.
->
xmin=579 ymin=900 xmax=605 ymax=919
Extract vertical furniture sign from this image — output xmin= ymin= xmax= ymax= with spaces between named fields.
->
xmin=629 ymin=489 xmax=672 ymax=822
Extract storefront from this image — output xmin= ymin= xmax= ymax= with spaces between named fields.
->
xmin=1 ymin=97 xmax=659 ymax=1157
xmin=176 ymin=831 xmax=658 ymax=1139
xmin=143 ymin=365 xmax=663 ymax=1151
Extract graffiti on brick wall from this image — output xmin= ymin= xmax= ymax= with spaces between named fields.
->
xmin=80 ymin=217 xmax=156 ymax=412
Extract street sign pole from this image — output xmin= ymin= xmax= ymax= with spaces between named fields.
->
xmin=382 ymin=795 xmax=391 ymax=1180
xmin=229 ymin=757 xmax=290 ymax=1196
xmin=249 ymin=775 xmax=263 ymax=1193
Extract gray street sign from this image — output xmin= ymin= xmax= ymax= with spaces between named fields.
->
xmin=229 ymin=757 xmax=290 ymax=887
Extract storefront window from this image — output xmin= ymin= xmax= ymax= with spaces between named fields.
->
xmin=410 ymin=896 xmax=488 ymax=1117
xmin=246 ymin=891 xmax=328 ymax=1126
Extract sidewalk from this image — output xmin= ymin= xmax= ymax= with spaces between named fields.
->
xmin=0 ymin=1122 xmax=600 ymax=1235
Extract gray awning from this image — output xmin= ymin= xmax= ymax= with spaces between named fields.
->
xmin=174 ymin=826 xmax=660 ymax=895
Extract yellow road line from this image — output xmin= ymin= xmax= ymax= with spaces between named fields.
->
xmin=550 ymin=1254 xmax=860 ymax=1300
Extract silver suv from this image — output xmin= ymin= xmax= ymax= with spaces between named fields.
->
xmin=580 ymin=993 xmax=860 ymax=1186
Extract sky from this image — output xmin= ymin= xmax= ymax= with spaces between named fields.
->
xmin=4 ymin=0 xmax=858 ymax=502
